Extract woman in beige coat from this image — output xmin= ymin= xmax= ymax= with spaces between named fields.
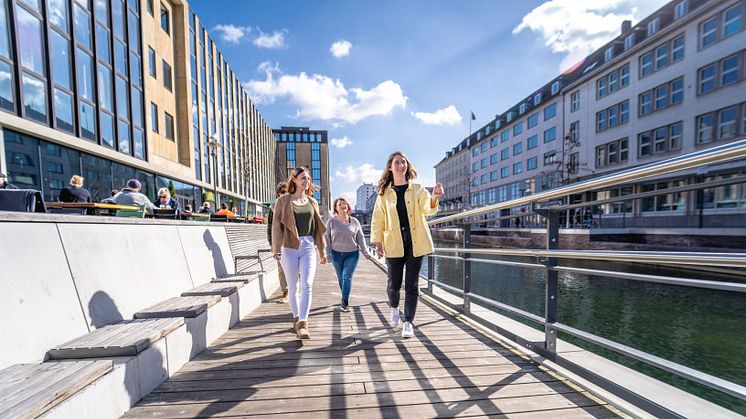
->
xmin=272 ymin=167 xmax=327 ymax=339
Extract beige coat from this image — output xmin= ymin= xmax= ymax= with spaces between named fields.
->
xmin=371 ymin=181 xmax=438 ymax=258
xmin=271 ymin=194 xmax=327 ymax=256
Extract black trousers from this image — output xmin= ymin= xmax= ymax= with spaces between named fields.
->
xmin=386 ymin=228 xmax=424 ymax=323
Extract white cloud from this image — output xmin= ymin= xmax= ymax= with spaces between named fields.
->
xmin=253 ymin=29 xmax=286 ymax=49
xmin=335 ymin=163 xmax=382 ymax=184
xmin=331 ymin=136 xmax=353 ymax=148
xmin=411 ymin=105 xmax=462 ymax=126
xmin=513 ymin=0 xmax=641 ymax=71
xmin=213 ymin=24 xmax=251 ymax=44
xmin=330 ymin=40 xmax=352 ymax=58
xmin=246 ymin=62 xmax=408 ymax=125
xmin=339 ymin=191 xmax=357 ymax=203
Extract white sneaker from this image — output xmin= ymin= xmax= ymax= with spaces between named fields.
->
xmin=390 ymin=307 xmax=401 ymax=328
xmin=402 ymin=321 xmax=414 ymax=338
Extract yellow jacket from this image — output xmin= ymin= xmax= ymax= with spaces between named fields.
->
xmin=371 ymin=181 xmax=438 ymax=258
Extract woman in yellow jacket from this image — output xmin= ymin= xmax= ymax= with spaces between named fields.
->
xmin=371 ymin=151 xmax=443 ymax=338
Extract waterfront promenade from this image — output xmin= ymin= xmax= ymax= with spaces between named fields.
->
xmin=123 ymin=259 xmax=618 ymax=418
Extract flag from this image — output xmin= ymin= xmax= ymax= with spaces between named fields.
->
xmin=470 ymin=111 xmax=476 ymax=121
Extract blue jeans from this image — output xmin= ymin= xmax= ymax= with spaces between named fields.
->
xmin=330 ymin=250 xmax=360 ymax=300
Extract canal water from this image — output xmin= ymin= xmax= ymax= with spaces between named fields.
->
xmin=426 ymin=240 xmax=746 ymax=414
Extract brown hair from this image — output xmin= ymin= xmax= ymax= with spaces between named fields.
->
xmin=332 ymin=197 xmax=353 ymax=216
xmin=377 ymin=151 xmax=417 ymax=195
xmin=286 ymin=167 xmax=315 ymax=197
xmin=275 ymin=181 xmax=287 ymax=197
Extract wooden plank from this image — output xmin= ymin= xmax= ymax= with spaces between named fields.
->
xmin=49 ymin=318 xmax=183 ymax=359
xmin=0 ymin=361 xmax=112 ymax=419
xmin=181 ymin=281 xmax=244 ymax=297
xmin=134 ymin=296 xmax=221 ymax=319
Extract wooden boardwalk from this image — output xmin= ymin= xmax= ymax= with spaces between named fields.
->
xmin=123 ymin=259 xmax=620 ymax=418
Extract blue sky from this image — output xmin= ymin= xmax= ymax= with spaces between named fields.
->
xmin=190 ymin=0 xmax=668 ymax=203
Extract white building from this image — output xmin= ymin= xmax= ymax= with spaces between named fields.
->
xmin=356 ymin=183 xmax=376 ymax=212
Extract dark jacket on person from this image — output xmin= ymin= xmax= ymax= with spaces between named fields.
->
xmin=59 ymin=186 xmax=92 ymax=203
xmin=198 ymin=206 xmax=214 ymax=214
xmin=152 ymin=197 xmax=179 ymax=211
xmin=112 ymin=188 xmax=156 ymax=213
xmin=0 ymin=181 xmax=18 ymax=189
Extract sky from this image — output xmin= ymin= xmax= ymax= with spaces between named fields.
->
xmin=190 ymin=0 xmax=669 ymax=204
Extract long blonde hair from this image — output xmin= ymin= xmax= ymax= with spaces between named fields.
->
xmin=286 ymin=167 xmax=316 ymax=197
xmin=377 ymin=151 xmax=417 ymax=195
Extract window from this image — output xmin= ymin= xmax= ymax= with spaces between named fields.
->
xmin=527 ymin=157 xmax=537 ymax=171
xmin=675 ymin=1 xmax=687 ymax=20
xmin=527 ymin=113 xmax=538 ymax=128
xmin=723 ymin=4 xmax=742 ymax=38
xmin=655 ymin=44 xmax=668 ymax=71
xmin=544 ymin=103 xmax=556 ymax=120
xmin=641 ymin=36 xmax=684 ymax=78
xmin=513 ymin=162 xmax=523 ymax=175
xmin=570 ymin=91 xmax=579 ymax=112
xmin=500 ymin=148 xmax=509 ymax=160
xmin=605 ymin=47 xmax=614 ymax=62
xmin=490 ymin=137 xmax=497 ymax=148
xmin=640 ymin=53 xmax=653 ymax=78
xmin=672 ymin=36 xmax=685 ymax=62
xmin=533 ymin=93 xmax=542 ymax=106
xmin=527 ymin=135 xmax=538 ymax=150
xmin=597 ymin=78 xmax=607 ymax=98
xmin=513 ymin=143 xmax=523 ymax=156
xmin=501 ymin=167 xmax=509 ymax=178
xmin=148 ymin=47 xmax=156 ymax=77
xmin=164 ymin=111 xmax=174 ymax=140
xmin=543 ymin=151 xmax=556 ymax=166
xmin=150 ymin=102 xmax=158 ymax=132
xmin=160 ymin=2 xmax=170 ymax=34
xmin=501 ymin=131 xmax=509 ymax=142
xmin=480 ymin=142 xmax=488 ymax=153
xmin=671 ymin=77 xmax=684 ymax=104
xmin=609 ymin=71 xmax=618 ymax=93
xmin=721 ymin=54 xmax=740 ymax=86
xmin=519 ymin=103 xmax=528 ymax=115
xmin=647 ymin=18 xmax=660 ymax=36
xmin=472 ymin=162 xmax=478 ymax=172
xmin=701 ymin=17 xmax=718 ymax=48
xmin=543 ymin=126 xmax=556 ymax=143
xmin=481 ymin=174 xmax=488 ymax=185
xmin=570 ymin=121 xmax=579 ymax=140
xmin=698 ymin=63 xmax=717 ymax=94
xmin=162 ymin=60 xmax=172 ymax=91
xmin=490 ymin=153 xmax=497 ymax=165
xmin=481 ymin=158 xmax=488 ymax=169
xmin=625 ymin=34 xmax=635 ymax=50
xmin=490 ymin=170 xmax=498 ymax=181
xmin=597 ymin=100 xmax=629 ymax=131
xmin=718 ymin=106 xmax=738 ymax=139
xmin=513 ymin=122 xmax=522 ymax=136
xmin=697 ymin=113 xmax=714 ymax=144
xmin=472 ymin=148 xmax=479 ymax=157
xmin=551 ymin=81 xmax=560 ymax=95
xmin=639 ymin=121 xmax=684 ymax=156
xmin=654 ymin=85 xmax=667 ymax=110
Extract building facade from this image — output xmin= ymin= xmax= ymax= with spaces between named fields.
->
xmin=436 ymin=0 xmax=746 ymax=227
xmin=355 ymin=183 xmax=375 ymax=212
xmin=0 ymin=0 xmax=275 ymax=214
xmin=434 ymin=138 xmax=471 ymax=213
xmin=273 ymin=126 xmax=331 ymax=216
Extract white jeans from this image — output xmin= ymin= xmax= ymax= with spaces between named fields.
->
xmin=281 ymin=236 xmax=317 ymax=321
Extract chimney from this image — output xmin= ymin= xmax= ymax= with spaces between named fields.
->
xmin=621 ymin=20 xmax=632 ymax=34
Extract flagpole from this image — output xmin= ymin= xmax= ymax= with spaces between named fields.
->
xmin=469 ymin=111 xmax=473 ymax=136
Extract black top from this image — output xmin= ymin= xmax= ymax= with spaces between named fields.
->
xmin=393 ymin=184 xmax=409 ymax=230
xmin=0 ymin=182 xmax=18 ymax=190
xmin=59 ymin=186 xmax=92 ymax=203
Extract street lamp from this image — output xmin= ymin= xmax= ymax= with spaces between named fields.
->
xmin=205 ymin=136 xmax=223 ymax=210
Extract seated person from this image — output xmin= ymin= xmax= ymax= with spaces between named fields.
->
xmin=100 ymin=189 xmax=118 ymax=204
xmin=0 ymin=172 xmax=18 ymax=189
xmin=112 ymin=179 xmax=156 ymax=213
xmin=152 ymin=187 xmax=179 ymax=211
xmin=183 ymin=204 xmax=193 ymax=214
xmin=198 ymin=202 xmax=214 ymax=214
xmin=231 ymin=206 xmax=239 ymax=215
xmin=216 ymin=203 xmax=235 ymax=217
xmin=59 ymin=175 xmax=92 ymax=203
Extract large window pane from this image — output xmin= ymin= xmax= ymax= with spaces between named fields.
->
xmin=97 ymin=64 xmax=112 ymax=111
xmin=73 ymin=4 xmax=91 ymax=49
xmin=127 ymin=10 xmax=139 ymax=50
xmin=76 ymin=48 xmax=94 ymax=100
xmin=47 ymin=0 xmax=68 ymax=31
xmin=117 ymin=120 xmax=130 ymax=154
xmin=112 ymin=161 xmax=135 ymax=192
xmin=0 ymin=0 xmax=10 ymax=58
xmin=116 ymin=75 xmax=129 ymax=119
xmin=53 ymin=88 xmax=73 ymax=132
xmin=114 ymin=39 xmax=127 ymax=74
xmin=41 ymin=142 xmax=80 ymax=202
xmin=0 ymin=60 xmax=13 ymax=110
xmin=100 ymin=111 xmax=114 ymax=147
xmin=50 ymin=30 xmax=71 ymax=89
xmin=81 ymin=153 xmax=112 ymax=201
xmin=130 ymin=52 xmax=141 ymax=86
xmin=112 ymin=0 xmax=124 ymax=39
xmin=79 ymin=101 xmax=96 ymax=140
xmin=131 ymin=86 xmax=142 ymax=127
xmin=94 ymin=0 xmax=107 ymax=25
xmin=16 ymin=6 xmax=45 ymax=75
xmin=22 ymin=72 xmax=46 ymax=122
xmin=4 ymin=131 xmax=41 ymax=190
xmin=96 ymin=24 xmax=111 ymax=62
xmin=133 ymin=127 xmax=144 ymax=159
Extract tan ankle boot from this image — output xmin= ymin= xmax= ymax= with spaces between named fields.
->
xmin=297 ymin=320 xmax=310 ymax=339
xmin=293 ymin=316 xmax=299 ymax=333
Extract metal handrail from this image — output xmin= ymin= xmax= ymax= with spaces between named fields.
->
xmin=435 ymin=247 xmax=746 ymax=269
xmin=430 ymin=137 xmax=746 ymax=226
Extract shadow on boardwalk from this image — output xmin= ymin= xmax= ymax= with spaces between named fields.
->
xmin=123 ymin=259 xmax=617 ymax=418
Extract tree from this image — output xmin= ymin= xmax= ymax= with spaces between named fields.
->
xmin=167 ymin=180 xmax=177 ymax=200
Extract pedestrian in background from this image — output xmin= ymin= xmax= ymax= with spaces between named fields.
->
xmin=268 ymin=182 xmax=289 ymax=303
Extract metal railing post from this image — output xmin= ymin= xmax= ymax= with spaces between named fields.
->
xmin=427 ymin=254 xmax=434 ymax=293
xmin=462 ymin=223 xmax=472 ymax=315
xmin=544 ymin=210 xmax=559 ymax=355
